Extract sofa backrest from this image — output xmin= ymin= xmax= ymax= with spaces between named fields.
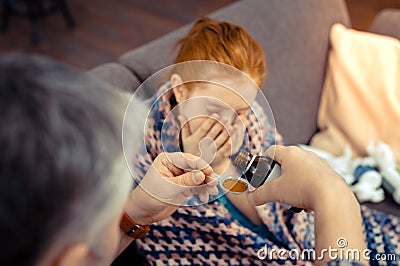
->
xmin=89 ymin=62 xmax=141 ymax=93
xmin=116 ymin=0 xmax=350 ymax=145
xmin=369 ymin=9 xmax=400 ymax=39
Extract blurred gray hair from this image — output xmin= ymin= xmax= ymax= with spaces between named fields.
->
xmin=0 ymin=53 xmax=147 ymax=265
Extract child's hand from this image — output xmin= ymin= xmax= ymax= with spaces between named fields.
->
xmin=178 ymin=114 xmax=232 ymax=174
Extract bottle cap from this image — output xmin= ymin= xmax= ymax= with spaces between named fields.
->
xmin=233 ymin=150 xmax=252 ymax=174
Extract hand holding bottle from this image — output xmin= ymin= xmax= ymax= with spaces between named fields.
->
xmin=247 ymin=145 xmax=352 ymax=211
xmin=248 ymin=145 xmax=367 ymax=265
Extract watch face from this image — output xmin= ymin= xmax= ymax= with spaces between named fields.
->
xmin=128 ymin=225 xmax=150 ymax=238
xmin=120 ymin=211 xmax=150 ymax=238
xmin=127 ymin=224 xmax=141 ymax=235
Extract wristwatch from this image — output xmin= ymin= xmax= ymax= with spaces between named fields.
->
xmin=120 ymin=210 xmax=150 ymax=239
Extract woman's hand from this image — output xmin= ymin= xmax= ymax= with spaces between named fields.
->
xmin=247 ymin=145 xmax=352 ymax=211
xmin=248 ymin=145 xmax=367 ymax=265
xmin=178 ymin=114 xmax=232 ymax=174
xmin=126 ymin=152 xmax=218 ymax=225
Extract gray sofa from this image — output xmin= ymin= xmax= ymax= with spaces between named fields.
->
xmin=90 ymin=0 xmax=400 ymax=215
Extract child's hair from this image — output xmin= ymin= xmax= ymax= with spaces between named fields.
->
xmin=173 ymin=17 xmax=266 ymax=87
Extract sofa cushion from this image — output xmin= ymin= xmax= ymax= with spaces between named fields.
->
xmin=118 ymin=0 xmax=350 ymax=145
xmin=310 ymin=24 xmax=400 ymax=163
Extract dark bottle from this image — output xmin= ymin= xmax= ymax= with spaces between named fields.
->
xmin=233 ymin=150 xmax=303 ymax=213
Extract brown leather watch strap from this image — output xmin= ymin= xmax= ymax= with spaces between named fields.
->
xmin=120 ymin=210 xmax=150 ymax=239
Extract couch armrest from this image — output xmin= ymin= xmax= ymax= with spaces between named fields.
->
xmin=89 ymin=62 xmax=141 ymax=93
xmin=369 ymin=9 xmax=400 ymax=39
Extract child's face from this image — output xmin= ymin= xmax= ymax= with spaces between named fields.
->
xmin=174 ymin=76 xmax=258 ymax=154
